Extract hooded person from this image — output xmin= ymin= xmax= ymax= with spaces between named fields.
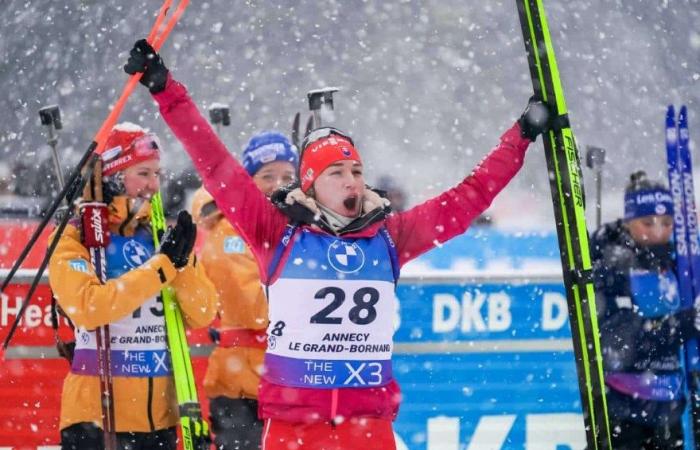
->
xmin=591 ymin=170 xmax=700 ymax=449
xmin=48 ymin=122 xmax=217 ymax=450
xmin=125 ymin=39 xmax=553 ymax=450
xmin=192 ymin=131 xmax=297 ymax=450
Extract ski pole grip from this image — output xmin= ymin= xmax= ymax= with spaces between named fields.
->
xmin=80 ymin=203 xmax=110 ymax=249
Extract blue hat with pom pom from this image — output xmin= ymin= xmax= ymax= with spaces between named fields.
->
xmin=242 ymin=131 xmax=298 ymax=176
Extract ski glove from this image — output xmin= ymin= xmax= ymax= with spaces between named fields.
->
xmin=124 ymin=39 xmax=169 ymax=94
xmin=518 ymin=97 xmax=554 ymax=141
xmin=159 ymin=210 xmax=197 ymax=269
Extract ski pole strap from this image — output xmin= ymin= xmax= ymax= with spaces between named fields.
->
xmin=550 ymin=113 xmax=570 ymax=132
xmin=266 ymin=224 xmax=299 ymax=282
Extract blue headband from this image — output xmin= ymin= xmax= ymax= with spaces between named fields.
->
xmin=624 ymin=188 xmax=674 ymax=221
xmin=242 ymin=131 xmax=299 ymax=176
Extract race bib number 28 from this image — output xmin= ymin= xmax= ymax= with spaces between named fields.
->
xmin=266 ymin=279 xmax=396 ymax=388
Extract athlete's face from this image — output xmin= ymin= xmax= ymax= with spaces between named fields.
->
xmin=252 ymin=161 xmax=296 ymax=197
xmin=626 ymin=214 xmax=674 ymax=246
xmin=122 ymin=159 xmax=161 ymax=200
xmin=312 ymin=160 xmax=365 ymax=217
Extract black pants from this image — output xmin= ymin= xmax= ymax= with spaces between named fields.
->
xmin=611 ymin=419 xmax=684 ymax=449
xmin=61 ymin=422 xmax=177 ymax=450
xmin=606 ymin=388 xmax=686 ymax=450
xmin=210 ymin=397 xmax=263 ymax=450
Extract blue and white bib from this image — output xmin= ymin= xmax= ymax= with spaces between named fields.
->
xmin=264 ymin=228 xmax=398 ymax=389
xmin=71 ymin=229 xmax=170 ymax=377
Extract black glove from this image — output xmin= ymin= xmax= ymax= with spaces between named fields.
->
xmin=124 ymin=39 xmax=169 ymax=94
xmin=518 ymin=97 xmax=553 ymax=141
xmin=159 ymin=210 xmax=197 ymax=269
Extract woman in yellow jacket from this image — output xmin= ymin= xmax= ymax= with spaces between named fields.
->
xmin=49 ymin=123 xmax=217 ymax=450
xmin=191 ymin=131 xmax=297 ymax=450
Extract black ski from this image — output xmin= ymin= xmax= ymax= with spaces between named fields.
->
xmin=515 ymin=1 xmax=612 ymax=448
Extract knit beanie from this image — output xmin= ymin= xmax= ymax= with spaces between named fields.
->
xmin=242 ymin=131 xmax=298 ymax=177
xmin=102 ymin=122 xmax=160 ymax=176
xmin=299 ymin=128 xmax=361 ymax=193
xmin=624 ymin=170 xmax=673 ymax=220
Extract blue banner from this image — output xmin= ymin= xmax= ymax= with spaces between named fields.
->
xmin=392 ymin=277 xmax=586 ymax=450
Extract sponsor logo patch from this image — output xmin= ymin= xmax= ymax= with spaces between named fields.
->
xmin=123 ymin=240 xmax=151 ymax=268
xmin=69 ymin=259 xmax=89 ymax=273
xmin=224 ymin=236 xmax=246 ymax=254
xmin=327 ymin=240 xmax=365 ymax=273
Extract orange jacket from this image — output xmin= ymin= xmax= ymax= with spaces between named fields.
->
xmin=48 ymin=199 xmax=217 ymax=432
xmin=198 ymin=215 xmax=268 ymax=400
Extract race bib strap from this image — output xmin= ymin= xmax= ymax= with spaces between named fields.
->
xmin=264 ymin=354 xmax=393 ymax=389
xmin=266 ymin=224 xmax=298 ymax=283
xmin=377 ymin=227 xmax=399 ymax=283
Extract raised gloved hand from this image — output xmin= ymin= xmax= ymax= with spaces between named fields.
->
xmin=159 ymin=210 xmax=197 ymax=269
xmin=124 ymin=39 xmax=169 ymax=94
xmin=518 ymin=97 xmax=554 ymax=141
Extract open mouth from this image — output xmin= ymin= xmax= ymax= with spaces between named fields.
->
xmin=343 ymin=196 xmax=358 ymax=211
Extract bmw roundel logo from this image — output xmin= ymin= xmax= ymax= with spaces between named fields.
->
xmin=123 ymin=240 xmax=152 ymax=268
xmin=327 ymin=240 xmax=365 ymax=273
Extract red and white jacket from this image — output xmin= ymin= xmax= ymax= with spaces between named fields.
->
xmin=152 ymin=74 xmax=532 ymax=423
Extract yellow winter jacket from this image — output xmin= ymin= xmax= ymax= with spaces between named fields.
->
xmin=199 ymin=217 xmax=268 ymax=400
xmin=48 ymin=199 xmax=217 ymax=432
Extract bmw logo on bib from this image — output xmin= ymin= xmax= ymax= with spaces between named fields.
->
xmin=123 ymin=240 xmax=151 ymax=268
xmin=327 ymin=240 xmax=365 ymax=273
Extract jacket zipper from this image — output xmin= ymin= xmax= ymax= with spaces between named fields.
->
xmin=147 ymin=376 xmax=155 ymax=431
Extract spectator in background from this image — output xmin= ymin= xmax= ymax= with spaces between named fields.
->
xmin=162 ymin=167 xmax=201 ymax=220
xmin=375 ymin=175 xmax=408 ymax=212
xmin=591 ymin=170 xmax=698 ymax=449
xmin=191 ymin=131 xmax=298 ymax=450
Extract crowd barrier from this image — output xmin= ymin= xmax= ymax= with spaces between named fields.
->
xmin=0 ymin=269 xmax=585 ymax=450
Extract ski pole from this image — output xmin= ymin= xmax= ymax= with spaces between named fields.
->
xmin=80 ymin=159 xmax=117 ymax=449
xmin=0 ymin=147 xmax=89 ymax=295
xmin=0 ymin=0 xmax=188 ymax=295
xmin=585 ymin=145 xmax=606 ymax=229
xmin=2 ymin=155 xmax=100 ymax=350
xmin=39 ymin=105 xmax=65 ymax=189
xmin=93 ymin=0 xmax=189 ymax=153
xmin=2 ymin=0 xmax=190 ymax=347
